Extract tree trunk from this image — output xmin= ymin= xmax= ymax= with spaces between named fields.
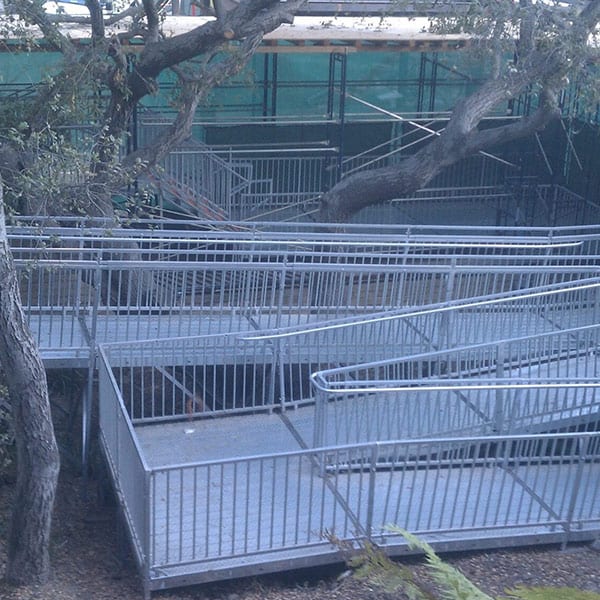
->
xmin=319 ymin=152 xmax=439 ymax=222
xmin=320 ymin=84 xmax=562 ymax=223
xmin=0 ymin=183 xmax=60 ymax=586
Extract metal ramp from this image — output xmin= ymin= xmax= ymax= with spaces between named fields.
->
xmin=13 ymin=219 xmax=600 ymax=369
xmin=98 ymin=277 xmax=600 ymax=597
xmin=8 ymin=221 xmax=600 ymax=597
xmin=99 ymin=394 xmax=600 ymax=597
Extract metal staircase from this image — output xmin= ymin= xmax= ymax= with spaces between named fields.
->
xmin=146 ymin=167 xmax=230 ymax=221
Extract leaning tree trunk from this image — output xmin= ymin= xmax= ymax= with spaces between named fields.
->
xmin=0 ymin=183 xmax=60 ymax=586
xmin=319 ymin=64 xmax=564 ymax=223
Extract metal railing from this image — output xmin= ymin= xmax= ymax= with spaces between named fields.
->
xmin=215 ymin=147 xmax=338 ymax=218
xmin=83 ymin=229 xmax=600 ymax=594
xmin=96 ymin=284 xmax=600 ymax=596
xmin=161 ymin=147 xmax=596 ymax=223
xmin=10 ymin=221 xmax=600 ymax=360
xmin=310 ymin=322 xmax=600 ymax=447
xmin=153 ymin=145 xmax=250 ymax=216
xmin=245 ymin=277 xmax=600 ymax=409
xmin=12 ymin=239 xmax=600 ymax=359
xmin=11 ymin=215 xmax=600 ymax=242
xmin=103 ymin=332 xmax=275 ymax=420
xmin=136 ymin=114 xmax=251 ymax=216
xmin=98 ymin=277 xmax=600 ymax=423
xmin=11 ymin=218 xmax=600 ymax=260
xmin=97 ymin=348 xmax=151 ymax=578
xmin=96 ymin=412 xmax=600 ymax=592
xmin=98 ymin=320 xmax=600 ymax=585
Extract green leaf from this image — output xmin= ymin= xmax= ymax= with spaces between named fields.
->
xmin=387 ymin=526 xmax=494 ymax=600
xmin=503 ymin=587 xmax=600 ymax=600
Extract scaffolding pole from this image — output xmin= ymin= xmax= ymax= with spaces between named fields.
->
xmin=345 ymin=91 xmax=517 ymax=168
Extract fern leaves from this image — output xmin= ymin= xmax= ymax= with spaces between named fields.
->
xmin=503 ymin=587 xmax=600 ymax=600
xmin=336 ymin=526 xmax=600 ymax=600
xmin=388 ymin=527 xmax=494 ymax=600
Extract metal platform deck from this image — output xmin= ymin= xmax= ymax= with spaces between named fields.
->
xmin=135 ymin=411 xmax=302 ymax=466
xmin=106 ymin=411 xmax=600 ymax=594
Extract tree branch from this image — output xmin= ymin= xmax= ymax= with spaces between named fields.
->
xmin=121 ymin=34 xmax=263 ymax=176
xmin=517 ymin=0 xmax=535 ymax=61
xmin=318 ymin=0 xmax=600 ymax=223
xmin=460 ymin=87 xmax=561 ymax=158
xmin=104 ymin=2 xmax=148 ymax=26
xmin=320 ymin=75 xmax=563 ymax=223
xmin=133 ymin=0 xmax=306 ymax=90
xmin=5 ymin=0 xmax=77 ymax=58
xmin=141 ymin=0 xmax=160 ymax=43
xmin=84 ymin=0 xmax=105 ymax=41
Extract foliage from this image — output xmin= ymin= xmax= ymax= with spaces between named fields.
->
xmin=503 ymin=588 xmax=600 ymax=600
xmin=429 ymin=0 xmax=600 ymax=119
xmin=348 ymin=538 xmax=431 ymax=600
xmin=0 ymin=0 xmax=307 ymax=219
xmin=388 ymin=527 xmax=494 ymax=600
xmin=1 ymin=119 xmax=139 ymax=216
xmin=338 ymin=526 xmax=600 ymax=600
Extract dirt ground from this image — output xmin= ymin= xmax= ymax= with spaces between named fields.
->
xmin=0 ymin=468 xmax=600 ymax=600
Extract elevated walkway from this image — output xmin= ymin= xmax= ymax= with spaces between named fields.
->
xmin=98 ymin=277 xmax=600 ymax=597
xmin=11 ymin=218 xmax=600 ymax=369
xmin=9 ymin=221 xmax=600 ymax=598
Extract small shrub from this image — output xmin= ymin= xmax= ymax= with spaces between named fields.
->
xmin=336 ymin=526 xmax=600 ymax=600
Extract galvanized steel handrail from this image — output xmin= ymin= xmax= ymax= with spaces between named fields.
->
xmin=136 ymin=431 xmax=600 ymax=584
xmin=310 ymin=319 xmax=600 ymax=391
xmin=97 ymin=346 xmax=151 ymax=573
xmin=11 ymin=212 xmax=600 ymax=236
xmin=96 ymin=276 xmax=600 ymax=425
xmin=241 ymin=276 xmax=600 ymax=341
xmin=142 ymin=430 xmax=600 ymax=474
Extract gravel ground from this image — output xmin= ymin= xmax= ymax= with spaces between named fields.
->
xmin=1 ymin=471 xmax=599 ymax=600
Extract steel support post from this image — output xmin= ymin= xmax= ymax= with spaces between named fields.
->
xmin=564 ymin=434 xmax=590 ymax=548
xmin=327 ymin=52 xmax=347 ymax=181
xmin=262 ymin=53 xmax=278 ymax=118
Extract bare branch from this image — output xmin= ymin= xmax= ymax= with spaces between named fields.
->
xmin=104 ymin=2 xmax=147 ymax=25
xmin=460 ymin=87 xmax=561 ymax=157
xmin=121 ymin=34 xmax=263 ymax=176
